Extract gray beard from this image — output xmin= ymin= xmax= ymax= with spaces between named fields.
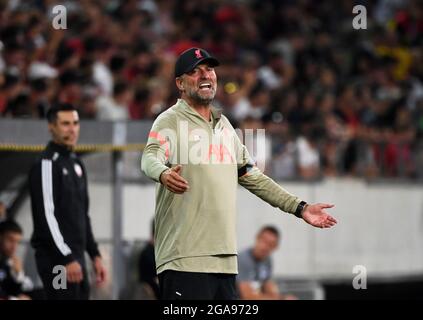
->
xmin=187 ymin=90 xmax=215 ymax=106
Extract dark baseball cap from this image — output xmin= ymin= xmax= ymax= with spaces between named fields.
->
xmin=174 ymin=47 xmax=219 ymax=78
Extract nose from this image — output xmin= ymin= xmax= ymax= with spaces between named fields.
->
xmin=199 ymin=68 xmax=211 ymax=79
xmin=69 ymin=124 xmax=78 ymax=135
xmin=72 ymin=122 xmax=80 ymax=129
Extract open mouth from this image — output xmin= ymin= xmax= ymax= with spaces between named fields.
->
xmin=199 ymin=83 xmax=212 ymax=90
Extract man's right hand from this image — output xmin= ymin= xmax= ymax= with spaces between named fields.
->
xmin=160 ymin=165 xmax=190 ymax=194
xmin=65 ymin=261 xmax=83 ymax=283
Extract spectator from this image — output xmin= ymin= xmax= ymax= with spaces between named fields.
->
xmin=96 ymin=81 xmax=133 ymax=121
xmin=296 ymin=131 xmax=321 ymax=180
xmin=237 ymin=225 xmax=297 ymax=300
xmin=88 ymin=38 xmax=114 ymax=97
xmin=270 ymin=122 xmax=297 ymax=180
xmin=0 ymin=220 xmax=34 ymax=300
xmin=0 ymin=0 xmax=421 ymax=180
xmin=56 ymin=69 xmax=83 ymax=106
xmin=0 ymin=72 xmax=23 ymax=115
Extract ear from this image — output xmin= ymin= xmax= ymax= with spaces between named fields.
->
xmin=175 ymin=77 xmax=184 ymax=91
xmin=47 ymin=122 xmax=54 ymax=134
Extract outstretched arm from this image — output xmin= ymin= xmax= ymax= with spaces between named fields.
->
xmin=238 ymin=164 xmax=302 ymax=214
xmin=236 ymin=141 xmax=337 ymax=228
xmin=238 ymin=167 xmax=337 ymax=228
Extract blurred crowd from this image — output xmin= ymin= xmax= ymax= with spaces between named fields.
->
xmin=0 ymin=0 xmax=422 ymax=180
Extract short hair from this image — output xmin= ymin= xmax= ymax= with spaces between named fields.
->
xmin=0 ymin=220 xmax=23 ymax=236
xmin=258 ymin=225 xmax=280 ymax=239
xmin=113 ymin=81 xmax=130 ymax=97
xmin=46 ymin=103 xmax=77 ymax=123
xmin=30 ymin=78 xmax=47 ymax=92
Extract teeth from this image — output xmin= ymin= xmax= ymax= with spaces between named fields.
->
xmin=199 ymin=84 xmax=211 ymax=89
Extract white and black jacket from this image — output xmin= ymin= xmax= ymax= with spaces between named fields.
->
xmin=29 ymin=141 xmax=100 ymax=265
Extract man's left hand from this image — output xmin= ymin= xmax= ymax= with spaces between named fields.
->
xmin=301 ymin=203 xmax=337 ymax=228
xmin=93 ymin=256 xmax=107 ymax=286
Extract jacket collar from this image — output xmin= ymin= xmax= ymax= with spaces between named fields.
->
xmin=178 ymin=98 xmax=222 ymax=123
xmin=47 ymin=140 xmax=73 ymax=156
